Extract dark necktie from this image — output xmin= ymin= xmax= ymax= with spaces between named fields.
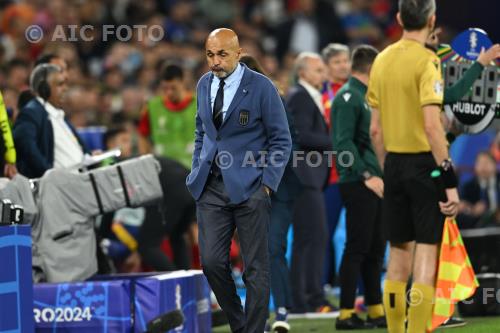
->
xmin=213 ymin=79 xmax=225 ymax=130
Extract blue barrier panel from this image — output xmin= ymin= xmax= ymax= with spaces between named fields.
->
xmin=33 ymin=280 xmax=131 ymax=332
xmin=192 ymin=271 xmax=211 ymax=331
xmin=134 ymin=270 xmax=211 ymax=333
xmin=0 ymin=225 xmax=34 ymax=333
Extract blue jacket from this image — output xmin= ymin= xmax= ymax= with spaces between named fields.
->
xmin=186 ymin=65 xmax=292 ymax=204
xmin=13 ymin=98 xmax=86 ymax=178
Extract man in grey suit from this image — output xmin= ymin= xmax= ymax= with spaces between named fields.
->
xmin=186 ymin=29 xmax=291 ymax=333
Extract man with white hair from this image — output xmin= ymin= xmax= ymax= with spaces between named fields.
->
xmin=286 ymin=52 xmax=336 ymax=316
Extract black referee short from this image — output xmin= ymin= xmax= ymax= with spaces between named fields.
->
xmin=383 ymin=152 xmax=445 ymax=244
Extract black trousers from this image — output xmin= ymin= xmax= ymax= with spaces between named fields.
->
xmin=323 ymin=183 xmax=343 ymax=285
xmin=138 ymin=157 xmax=195 ymax=271
xmin=338 ymin=181 xmax=385 ymax=309
xmin=291 ymin=187 xmax=328 ymax=312
xmin=197 ymin=174 xmax=271 ymax=333
xmin=138 ymin=202 xmax=194 ymax=271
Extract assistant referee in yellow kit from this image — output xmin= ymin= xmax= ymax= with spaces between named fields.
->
xmin=367 ymin=1 xmax=460 ymax=333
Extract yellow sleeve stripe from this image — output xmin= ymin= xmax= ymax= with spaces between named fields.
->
xmin=111 ymin=222 xmax=138 ymax=251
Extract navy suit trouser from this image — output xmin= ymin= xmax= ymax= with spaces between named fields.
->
xmin=197 ymin=174 xmax=271 ymax=333
xmin=269 ymin=168 xmax=302 ymax=311
xmin=291 ymin=186 xmax=329 ymax=312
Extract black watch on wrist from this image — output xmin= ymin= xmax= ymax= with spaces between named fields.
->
xmin=363 ymin=171 xmax=373 ymax=180
xmin=440 ymin=158 xmax=453 ymax=171
xmin=439 ymin=158 xmax=458 ymax=188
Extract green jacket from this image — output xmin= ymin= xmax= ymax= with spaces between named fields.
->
xmin=331 ymin=77 xmax=382 ymax=183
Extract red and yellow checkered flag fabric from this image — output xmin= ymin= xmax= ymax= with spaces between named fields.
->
xmin=427 ymin=218 xmax=479 ymax=332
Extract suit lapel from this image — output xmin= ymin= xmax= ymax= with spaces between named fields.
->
xmin=33 ymin=99 xmax=55 ymax=159
xmin=220 ymin=67 xmax=251 ymax=130
xmin=298 ymin=83 xmax=328 ymax=131
xmin=204 ymin=73 xmax=217 ymax=134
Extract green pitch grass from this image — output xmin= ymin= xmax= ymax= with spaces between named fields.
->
xmin=213 ymin=316 xmax=500 ymax=333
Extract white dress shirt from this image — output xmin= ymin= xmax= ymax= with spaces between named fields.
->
xmin=37 ymin=97 xmax=84 ymax=169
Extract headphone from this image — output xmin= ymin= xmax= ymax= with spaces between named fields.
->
xmin=36 ymin=65 xmax=51 ymax=100
xmin=31 ymin=64 xmax=59 ymax=101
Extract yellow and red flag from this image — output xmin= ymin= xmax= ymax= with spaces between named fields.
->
xmin=427 ymin=218 xmax=479 ymax=332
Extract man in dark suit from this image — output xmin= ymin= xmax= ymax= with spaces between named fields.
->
xmin=186 ymin=29 xmax=291 ymax=333
xmin=286 ymin=52 xmax=335 ymax=315
xmin=13 ymin=63 xmax=86 ymax=178
xmin=458 ymin=151 xmax=500 ymax=228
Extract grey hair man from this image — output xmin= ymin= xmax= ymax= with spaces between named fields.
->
xmin=367 ymin=0 xmax=459 ymax=332
xmin=14 ymin=63 xmax=86 ymax=178
xmin=321 ymin=43 xmax=351 ymax=87
xmin=319 ymin=43 xmax=351 ymax=293
xmin=286 ymin=52 xmax=336 ymax=315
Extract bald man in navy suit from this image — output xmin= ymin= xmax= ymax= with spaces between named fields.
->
xmin=186 ymin=29 xmax=291 ymax=333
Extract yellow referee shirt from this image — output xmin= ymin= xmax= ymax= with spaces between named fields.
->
xmin=367 ymin=39 xmax=444 ymax=153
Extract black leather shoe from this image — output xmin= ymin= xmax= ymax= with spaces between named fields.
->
xmin=211 ymin=309 xmax=228 ymax=327
xmin=335 ymin=314 xmax=375 ymax=330
xmin=440 ymin=317 xmax=467 ymax=328
xmin=366 ymin=315 xmax=387 ymax=328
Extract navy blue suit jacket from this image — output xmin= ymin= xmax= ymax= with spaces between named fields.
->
xmin=285 ymin=84 xmax=332 ymax=190
xmin=186 ymin=65 xmax=292 ymax=204
xmin=13 ymin=98 xmax=86 ymax=178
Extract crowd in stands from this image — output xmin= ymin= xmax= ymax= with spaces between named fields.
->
xmin=0 ymin=0 xmax=401 ymax=128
